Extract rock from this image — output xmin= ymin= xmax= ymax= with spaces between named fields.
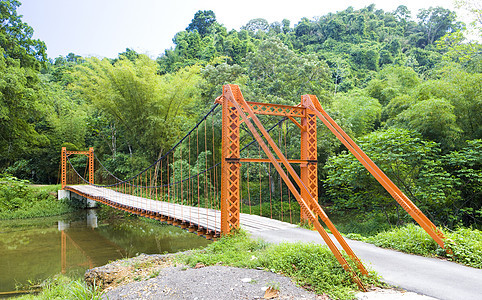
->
xmin=84 ymin=253 xmax=174 ymax=289
xmin=194 ymin=263 xmax=205 ymax=269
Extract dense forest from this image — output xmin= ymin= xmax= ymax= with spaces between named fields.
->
xmin=1 ymin=0 xmax=480 ymax=228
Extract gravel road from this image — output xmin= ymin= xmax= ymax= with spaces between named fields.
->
xmin=101 ymin=265 xmax=320 ymax=300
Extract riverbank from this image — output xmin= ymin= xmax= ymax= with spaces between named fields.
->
xmin=15 ymin=232 xmax=377 ymax=300
xmin=0 ymin=175 xmax=74 ymax=220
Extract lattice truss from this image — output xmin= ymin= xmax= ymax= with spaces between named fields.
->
xmin=220 ymin=86 xmax=319 ymax=234
xmin=247 ymin=101 xmax=305 ymax=118
xmin=221 ymin=104 xmax=241 ymax=233
xmin=301 ymin=113 xmax=318 ymax=219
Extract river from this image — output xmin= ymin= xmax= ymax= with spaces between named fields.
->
xmin=0 ymin=209 xmax=211 ymax=296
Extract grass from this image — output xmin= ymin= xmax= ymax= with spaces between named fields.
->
xmin=0 ymin=174 xmax=76 ymax=220
xmin=15 ymin=274 xmax=103 ymax=300
xmin=345 ymin=223 xmax=482 ymax=269
xmin=179 ymin=230 xmax=381 ymax=300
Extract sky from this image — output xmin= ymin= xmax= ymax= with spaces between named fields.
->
xmin=17 ymin=0 xmax=468 ymax=59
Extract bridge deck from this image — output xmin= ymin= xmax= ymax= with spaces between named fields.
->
xmin=65 ymin=185 xmax=296 ymax=237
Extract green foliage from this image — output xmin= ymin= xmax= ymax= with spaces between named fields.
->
xmin=394 ymin=98 xmax=461 ymax=149
xmin=181 ymin=232 xmax=380 ymax=299
xmin=367 ymin=223 xmax=440 ymax=255
xmin=434 ymin=66 xmax=482 ymax=140
xmin=186 ymin=10 xmax=217 ymax=37
xmin=416 ymin=7 xmax=461 ymax=46
xmin=331 ymin=212 xmax=391 ymax=237
xmin=1 ymin=2 xmax=481 ymax=232
xmin=324 ymin=128 xmax=460 ymax=225
xmin=366 ymin=66 xmax=420 ymax=106
xmin=330 ymin=91 xmax=381 ymax=137
xmin=0 ymin=174 xmax=72 ymax=219
xmin=348 ymin=223 xmax=482 ymax=269
xmin=0 ymin=0 xmax=46 ymax=69
xmin=182 ymin=230 xmax=269 ymax=269
xmin=261 ymin=243 xmax=379 ymax=299
xmin=16 ymin=274 xmax=103 ymax=300
xmin=445 ymin=227 xmax=482 ymax=268
xmin=245 ymin=37 xmax=331 ymax=103
xmin=72 ymin=56 xmax=202 ymax=166
xmin=443 ymin=140 xmax=482 ymax=225
xmin=0 ymin=47 xmax=48 ymax=168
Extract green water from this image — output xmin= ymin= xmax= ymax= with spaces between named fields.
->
xmin=0 ymin=210 xmax=211 ymax=295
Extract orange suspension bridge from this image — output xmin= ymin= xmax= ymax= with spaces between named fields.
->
xmin=61 ymin=85 xmax=449 ymax=290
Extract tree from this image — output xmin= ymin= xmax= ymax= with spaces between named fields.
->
xmin=324 ymin=128 xmax=460 ymax=225
xmin=245 ymin=38 xmax=331 ymax=103
xmin=436 ymin=31 xmax=482 ymax=65
xmin=186 ymin=10 xmax=217 ymax=36
xmin=72 ymin=56 xmax=203 ymax=165
xmin=242 ymin=18 xmax=269 ymax=33
xmin=443 ymin=139 xmax=482 ymax=225
xmin=416 ymin=7 xmax=460 ymax=46
xmin=0 ymin=0 xmax=46 ymax=69
xmin=199 ymin=63 xmax=244 ymax=105
xmin=117 ymin=48 xmax=139 ymax=62
xmin=393 ymin=5 xmax=411 ymax=22
xmin=412 ymin=72 xmax=482 ymax=142
xmin=282 ymin=19 xmax=291 ymax=34
xmin=0 ymin=0 xmax=48 ymax=170
xmin=455 ymin=0 xmax=482 ymax=33
xmin=394 ymin=98 xmax=461 ymax=149
xmin=330 ymin=91 xmax=381 ymax=137
xmin=366 ymin=66 xmax=420 ymax=106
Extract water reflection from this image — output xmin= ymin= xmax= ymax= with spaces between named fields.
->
xmin=0 ymin=209 xmax=210 ymax=295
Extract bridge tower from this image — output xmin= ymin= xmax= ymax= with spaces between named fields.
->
xmin=217 ymin=85 xmax=318 ymax=234
xmin=61 ymin=147 xmax=94 ymax=188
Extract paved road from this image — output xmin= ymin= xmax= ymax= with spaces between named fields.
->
xmin=250 ymin=227 xmax=482 ymax=300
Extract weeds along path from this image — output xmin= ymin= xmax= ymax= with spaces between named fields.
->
xmin=250 ymin=226 xmax=482 ymax=300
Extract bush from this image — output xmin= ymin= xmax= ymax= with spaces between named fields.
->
xmin=0 ymin=173 xmax=73 ymax=219
xmin=366 ymin=223 xmax=439 ymax=256
xmin=348 ymin=223 xmax=482 ymax=269
xmin=16 ymin=274 xmax=103 ymax=300
xmin=261 ymin=242 xmax=379 ymax=300
xmin=445 ymin=227 xmax=482 ymax=269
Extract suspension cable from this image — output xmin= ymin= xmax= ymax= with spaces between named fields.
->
xmin=68 ymin=110 xmax=287 ymax=190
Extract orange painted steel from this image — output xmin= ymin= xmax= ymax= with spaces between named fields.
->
xmin=61 ymin=230 xmax=66 ymax=274
xmin=89 ymin=147 xmax=94 ymax=185
xmin=238 ymin=158 xmax=314 ymax=164
xmin=246 ymin=101 xmax=305 ymax=117
xmin=220 ymin=95 xmax=241 ymax=234
xmin=61 ymin=147 xmax=67 ymax=189
xmin=61 ymin=147 xmax=95 ymax=188
xmin=220 ymin=84 xmax=367 ymax=290
xmin=300 ymin=103 xmax=318 ymax=222
xmin=302 ymin=94 xmax=448 ymax=250
xmin=218 ymin=90 xmax=321 ymax=234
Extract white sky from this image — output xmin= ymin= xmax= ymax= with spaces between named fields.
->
xmin=17 ymin=0 xmax=467 ymax=59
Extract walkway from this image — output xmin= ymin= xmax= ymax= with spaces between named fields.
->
xmin=65 ymin=185 xmax=296 ymax=236
xmin=250 ymin=227 xmax=482 ymax=300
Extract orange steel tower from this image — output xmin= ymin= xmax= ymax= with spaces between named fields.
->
xmin=61 ymin=147 xmax=94 ymax=188
xmin=217 ymin=84 xmax=449 ymax=288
